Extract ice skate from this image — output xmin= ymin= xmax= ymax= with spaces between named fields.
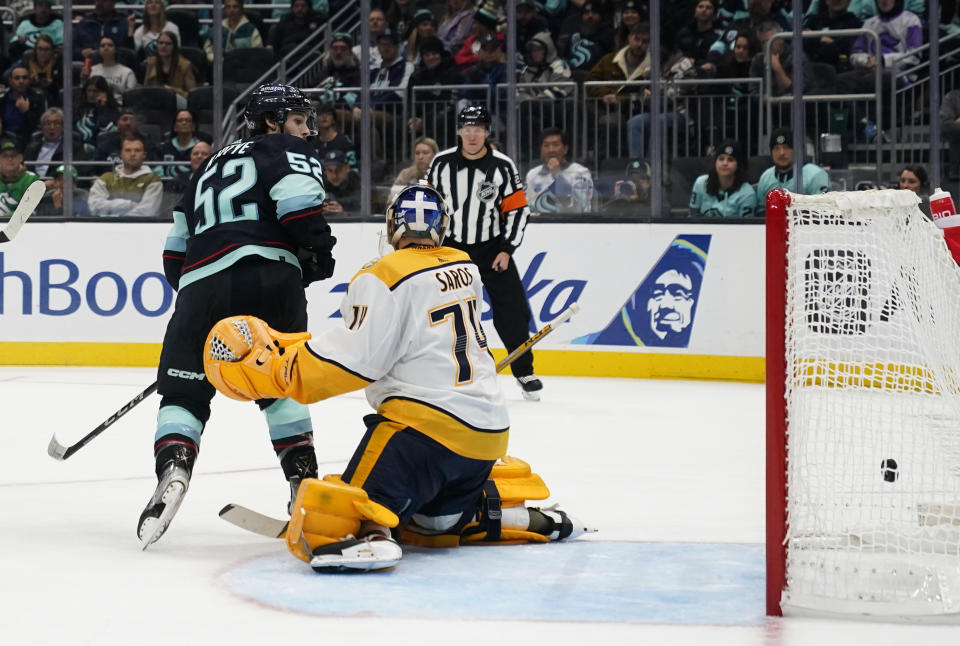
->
xmin=138 ymin=443 xmax=196 ymax=550
xmin=137 ymin=462 xmax=190 ymax=550
xmin=516 ymin=374 xmax=543 ymax=401
xmin=528 ymin=504 xmax=597 ymax=541
xmin=309 ymin=534 xmax=403 ymax=573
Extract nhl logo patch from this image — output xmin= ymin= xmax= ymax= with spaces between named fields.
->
xmin=476 ymin=181 xmax=497 ymax=203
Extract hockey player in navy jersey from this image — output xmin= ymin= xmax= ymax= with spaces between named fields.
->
xmin=202 ymin=182 xmax=592 ymax=572
xmin=138 ymin=83 xmax=337 ymax=548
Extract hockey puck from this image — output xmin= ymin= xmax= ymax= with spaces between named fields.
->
xmin=881 ymin=458 xmax=899 ymax=483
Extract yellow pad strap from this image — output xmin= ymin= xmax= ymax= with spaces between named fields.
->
xmin=460 ymin=524 xmax=551 ymax=545
xmin=402 ymin=524 xmax=550 ymax=547
xmin=285 ymin=478 xmax=400 ymax=563
xmin=398 ymin=529 xmax=461 ymax=548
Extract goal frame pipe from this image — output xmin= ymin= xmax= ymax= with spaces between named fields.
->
xmin=765 ymin=189 xmax=790 ymax=617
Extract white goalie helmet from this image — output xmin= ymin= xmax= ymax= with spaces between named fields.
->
xmin=385 ymin=180 xmax=451 ymax=249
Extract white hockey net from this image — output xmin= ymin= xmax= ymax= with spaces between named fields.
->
xmin=777 ymin=189 xmax=960 ymax=619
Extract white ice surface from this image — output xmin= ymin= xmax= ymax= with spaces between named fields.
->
xmin=2 ymin=367 xmax=960 ymax=645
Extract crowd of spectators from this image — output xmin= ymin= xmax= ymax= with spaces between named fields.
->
xmin=0 ymin=0 xmax=955 ymax=219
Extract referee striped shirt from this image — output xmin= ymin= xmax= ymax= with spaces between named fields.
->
xmin=426 ymin=145 xmax=530 ymax=251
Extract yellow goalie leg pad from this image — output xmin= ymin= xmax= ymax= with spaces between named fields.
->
xmin=462 ymin=456 xmax=553 ymax=545
xmin=397 ymin=456 xmax=553 ymax=548
xmin=285 ymin=477 xmax=400 ymax=563
xmin=489 ymin=456 xmax=550 ymax=506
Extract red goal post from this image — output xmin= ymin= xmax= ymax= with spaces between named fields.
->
xmin=766 ymin=188 xmax=790 ymax=617
xmin=765 ymin=187 xmax=960 ymax=622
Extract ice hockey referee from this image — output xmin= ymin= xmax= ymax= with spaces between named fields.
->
xmin=427 ymin=105 xmax=543 ymax=400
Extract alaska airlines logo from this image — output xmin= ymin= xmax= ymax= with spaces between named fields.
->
xmin=327 ymin=251 xmax=585 ymax=332
xmin=573 ymin=235 xmax=711 ymax=348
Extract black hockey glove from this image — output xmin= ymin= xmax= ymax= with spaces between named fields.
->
xmin=297 ymin=247 xmax=336 ymax=286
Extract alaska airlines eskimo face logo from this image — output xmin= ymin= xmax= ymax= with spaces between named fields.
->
xmin=476 ymin=181 xmax=497 ymax=203
xmin=647 ymin=269 xmax=695 ymax=341
xmin=573 ymin=235 xmax=711 ymax=348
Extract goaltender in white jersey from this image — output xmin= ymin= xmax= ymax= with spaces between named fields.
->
xmin=204 ymin=181 xmax=591 ymax=573
xmin=281 ymin=202 xmax=511 ymax=460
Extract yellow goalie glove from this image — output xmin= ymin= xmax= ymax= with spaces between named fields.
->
xmin=203 ymin=315 xmax=311 ymax=401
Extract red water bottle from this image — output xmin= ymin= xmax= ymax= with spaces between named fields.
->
xmin=83 ymin=57 xmax=92 ymax=76
xmin=930 ymin=187 xmax=958 ymax=228
xmin=930 ymin=187 xmax=960 ymax=263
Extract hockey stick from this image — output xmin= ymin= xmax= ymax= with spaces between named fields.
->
xmin=495 ymin=301 xmax=580 ymax=373
xmin=47 ymin=381 xmax=158 ymax=461
xmin=0 ymin=180 xmax=45 ymax=243
xmin=219 ymin=503 xmax=289 ymax=538
xmin=219 ymin=303 xmax=582 ymax=539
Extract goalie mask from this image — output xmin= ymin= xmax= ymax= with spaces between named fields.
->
xmin=243 ymin=83 xmax=317 ymax=137
xmin=385 ymin=181 xmax=450 ymax=249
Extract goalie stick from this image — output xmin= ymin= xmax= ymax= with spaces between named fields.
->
xmin=47 ymin=381 xmax=158 ymax=460
xmin=219 ymin=303 xmax=582 ymax=539
xmin=0 ymin=180 xmax=45 ymax=243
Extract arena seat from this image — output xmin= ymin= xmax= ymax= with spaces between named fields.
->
xmin=223 ymin=47 xmax=276 ymax=93
xmin=122 ymin=87 xmax=179 ymax=131
xmin=166 ymin=10 xmax=201 ymax=48
xmin=188 ymin=85 xmax=239 ymax=134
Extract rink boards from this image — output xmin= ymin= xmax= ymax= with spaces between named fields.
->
xmin=0 ymin=220 xmax=765 ymax=381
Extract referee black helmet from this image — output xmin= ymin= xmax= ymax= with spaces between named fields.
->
xmin=457 ymin=105 xmax=492 ymax=130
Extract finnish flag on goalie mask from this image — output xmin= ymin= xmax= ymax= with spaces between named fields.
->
xmin=572 ymin=235 xmax=711 ymax=348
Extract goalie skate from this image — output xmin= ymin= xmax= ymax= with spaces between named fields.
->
xmin=137 ymin=463 xmax=190 ymax=550
xmin=309 ymin=535 xmax=402 ymax=573
xmin=531 ymin=504 xmax=597 ymax=541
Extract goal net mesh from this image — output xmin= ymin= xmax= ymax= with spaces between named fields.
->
xmin=781 ymin=189 xmax=960 ymax=618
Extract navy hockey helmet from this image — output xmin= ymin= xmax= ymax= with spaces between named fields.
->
xmin=385 ymin=180 xmax=450 ymax=249
xmin=243 ymin=83 xmax=317 ymax=137
xmin=457 ymin=104 xmax=491 ymax=130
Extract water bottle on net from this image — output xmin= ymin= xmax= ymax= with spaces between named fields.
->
xmin=929 ymin=187 xmax=960 ymax=264
xmin=930 ymin=187 xmax=958 ymax=228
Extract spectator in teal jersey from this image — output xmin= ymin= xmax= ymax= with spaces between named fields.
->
xmin=10 ymin=1 xmax=64 ymax=59
xmin=204 ymin=0 xmax=264 ymax=62
xmin=75 ymin=76 xmax=120 ymax=157
xmin=155 ymin=109 xmax=212 ymax=181
xmin=756 ymin=127 xmax=830 ymax=204
xmin=689 ymin=139 xmax=758 ymax=217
